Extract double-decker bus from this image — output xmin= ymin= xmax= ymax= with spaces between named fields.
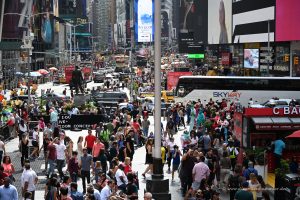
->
xmin=176 ymin=76 xmax=300 ymax=106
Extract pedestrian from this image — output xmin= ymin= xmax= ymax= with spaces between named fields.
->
xmin=21 ymin=162 xmax=38 ymax=200
xmin=68 ymin=151 xmax=79 ymax=182
xmin=272 ymin=136 xmax=285 ymax=169
xmin=77 ymin=136 xmax=84 ymax=158
xmin=228 ymin=167 xmax=245 ymax=200
xmin=2 ymin=155 xmax=15 ymax=182
xmin=54 ymin=137 xmax=67 ymax=179
xmin=20 ymin=134 xmax=29 ymax=167
xmin=234 ymin=181 xmax=254 ymax=200
xmin=172 ymin=145 xmax=182 ymax=181
xmin=29 ymin=127 xmax=39 ymax=160
xmin=220 ymin=151 xmax=231 ymax=188
xmin=142 ymin=138 xmax=153 ymax=178
xmin=242 ymin=161 xmax=258 ymax=180
xmin=167 ymin=137 xmax=175 ymax=173
xmin=18 ymin=119 xmax=27 ymax=141
xmin=0 ymin=137 xmax=6 ymax=165
xmin=227 ymin=141 xmax=239 ymax=171
xmin=100 ymin=125 xmax=110 ymax=150
xmin=50 ymin=108 xmax=58 ymax=131
xmin=192 ymin=156 xmax=210 ymax=190
xmin=115 ymin=164 xmax=128 ymax=192
xmin=0 ymin=177 xmax=18 ymax=200
xmin=247 ymin=173 xmax=261 ymax=200
xmin=85 ymin=129 xmax=96 ymax=154
xmin=44 ymin=177 xmax=58 ymax=200
xmin=125 ymin=134 xmax=134 ymax=161
xmin=141 ymin=116 xmax=150 ymax=137
xmin=70 ymin=182 xmax=84 ymax=200
xmin=92 ymin=138 xmax=105 ymax=164
xmin=59 ymin=187 xmax=72 ymax=200
xmin=100 ymin=180 xmax=114 ymax=200
xmin=79 ymin=147 xmax=93 ymax=194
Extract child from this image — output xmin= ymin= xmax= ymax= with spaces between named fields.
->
xmin=94 ymin=161 xmax=102 ymax=183
xmin=172 ymin=145 xmax=182 ymax=181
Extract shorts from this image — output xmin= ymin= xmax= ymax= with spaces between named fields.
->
xmin=172 ymin=164 xmax=179 ymax=171
xmin=192 ymin=181 xmax=201 ymax=190
xmin=32 ymin=141 xmax=39 ymax=147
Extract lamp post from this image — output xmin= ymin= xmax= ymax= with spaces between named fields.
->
xmin=145 ymin=0 xmax=171 ymax=199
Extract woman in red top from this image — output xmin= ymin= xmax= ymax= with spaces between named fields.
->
xmin=2 ymin=155 xmax=15 ymax=182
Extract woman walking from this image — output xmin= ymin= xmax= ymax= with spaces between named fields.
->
xmin=142 ymin=138 xmax=153 ymax=178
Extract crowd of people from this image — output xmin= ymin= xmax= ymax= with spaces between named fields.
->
xmin=0 ymin=72 xmax=287 ymax=200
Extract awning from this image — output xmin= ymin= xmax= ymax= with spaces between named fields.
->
xmin=251 ymin=117 xmax=300 ymax=130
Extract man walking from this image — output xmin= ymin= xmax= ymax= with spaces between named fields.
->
xmin=192 ymin=156 xmax=210 ymax=190
xmin=0 ymin=177 xmax=18 ymax=200
xmin=21 ymin=163 xmax=38 ymax=200
xmin=80 ymin=148 xmax=93 ymax=194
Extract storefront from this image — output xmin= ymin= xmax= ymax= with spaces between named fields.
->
xmin=236 ymin=108 xmax=300 ymax=172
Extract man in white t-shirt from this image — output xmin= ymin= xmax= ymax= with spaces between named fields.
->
xmin=54 ymin=138 xmax=67 ymax=179
xmin=115 ymin=164 xmax=128 ymax=192
xmin=21 ymin=163 xmax=38 ymax=200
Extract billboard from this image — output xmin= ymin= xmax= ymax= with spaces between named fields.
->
xmin=276 ymin=0 xmax=300 ymax=41
xmin=232 ymin=0 xmax=275 ymax=43
xmin=178 ymin=0 xmax=208 ymax=53
xmin=167 ymin=72 xmax=193 ymax=91
xmin=244 ymin=49 xmax=259 ymax=69
xmin=208 ymin=0 xmax=232 ymax=44
xmin=161 ymin=10 xmax=169 ymax=38
xmin=2 ymin=1 xmax=33 ymax=39
xmin=135 ymin=0 xmax=154 ymax=43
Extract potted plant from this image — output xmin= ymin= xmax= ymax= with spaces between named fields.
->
xmin=274 ymin=159 xmax=289 ymax=200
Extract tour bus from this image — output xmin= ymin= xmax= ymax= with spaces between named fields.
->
xmin=175 ymin=76 xmax=300 ymax=107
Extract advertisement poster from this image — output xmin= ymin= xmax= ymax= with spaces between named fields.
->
xmin=276 ymin=0 xmax=300 ymax=41
xmin=64 ymin=66 xmax=75 ymax=84
xmin=167 ymin=72 xmax=192 ymax=91
xmin=135 ymin=0 xmax=153 ymax=42
xmin=244 ymin=49 xmax=259 ymax=69
xmin=232 ymin=0 xmax=275 ymax=43
xmin=2 ymin=1 xmax=32 ymax=39
xmin=208 ymin=0 xmax=232 ymax=44
xmin=178 ymin=0 xmax=208 ymax=53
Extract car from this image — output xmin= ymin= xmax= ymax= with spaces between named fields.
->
xmin=91 ymin=91 xmax=128 ymax=107
xmin=41 ymin=93 xmax=71 ymax=104
xmin=250 ymin=99 xmax=292 ymax=108
xmin=93 ymin=72 xmax=105 ymax=83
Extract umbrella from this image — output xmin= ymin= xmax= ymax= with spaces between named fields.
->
xmin=38 ymin=69 xmax=49 ymax=75
xmin=286 ymin=130 xmax=300 ymax=138
xmin=25 ymin=71 xmax=42 ymax=77
xmin=49 ymin=67 xmax=58 ymax=71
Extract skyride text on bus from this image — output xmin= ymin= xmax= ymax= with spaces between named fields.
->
xmin=213 ymin=91 xmax=242 ymax=98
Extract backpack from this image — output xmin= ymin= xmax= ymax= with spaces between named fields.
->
xmin=229 ymin=147 xmax=236 ymax=159
xmin=228 ymin=174 xmax=240 ymax=189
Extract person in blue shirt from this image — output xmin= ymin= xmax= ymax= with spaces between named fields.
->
xmin=0 ymin=177 xmax=18 ymax=200
xmin=273 ymin=136 xmax=285 ymax=169
xmin=172 ymin=145 xmax=182 ymax=181
xmin=70 ymin=182 xmax=84 ymax=200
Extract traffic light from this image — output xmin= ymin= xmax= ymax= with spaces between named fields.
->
xmin=294 ymin=56 xmax=299 ymax=65
xmin=284 ymin=54 xmax=289 ymax=62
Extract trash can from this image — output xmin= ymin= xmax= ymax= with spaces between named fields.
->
xmin=284 ymin=173 xmax=300 ymax=200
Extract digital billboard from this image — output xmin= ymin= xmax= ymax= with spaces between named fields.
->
xmin=276 ymin=0 xmax=300 ymax=41
xmin=232 ymin=0 xmax=275 ymax=43
xmin=135 ymin=0 xmax=154 ymax=43
xmin=178 ymin=0 xmax=208 ymax=53
xmin=208 ymin=0 xmax=232 ymax=44
xmin=244 ymin=49 xmax=259 ymax=69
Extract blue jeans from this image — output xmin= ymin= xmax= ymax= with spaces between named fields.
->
xmin=56 ymin=159 xmax=65 ymax=178
xmin=143 ymin=128 xmax=149 ymax=137
xmin=48 ymin=159 xmax=56 ymax=176
xmin=51 ymin=121 xmax=58 ymax=131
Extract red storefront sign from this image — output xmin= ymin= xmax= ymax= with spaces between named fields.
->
xmin=221 ymin=53 xmax=232 ymax=65
xmin=244 ymin=107 xmax=300 ymax=117
xmin=167 ymin=72 xmax=192 ymax=90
